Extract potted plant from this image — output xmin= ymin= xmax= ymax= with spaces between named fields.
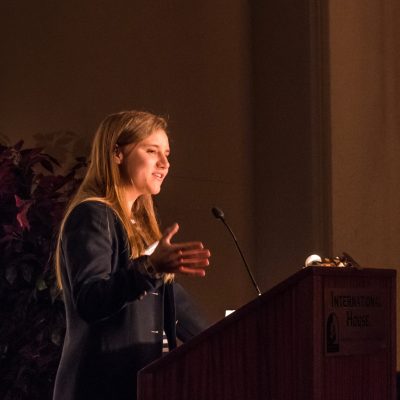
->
xmin=0 ymin=140 xmax=86 ymax=399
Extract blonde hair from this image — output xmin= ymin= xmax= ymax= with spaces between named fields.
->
xmin=55 ymin=110 xmax=173 ymax=289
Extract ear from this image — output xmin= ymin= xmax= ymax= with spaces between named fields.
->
xmin=114 ymin=145 xmax=123 ymax=165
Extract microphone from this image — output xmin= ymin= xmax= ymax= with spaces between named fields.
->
xmin=211 ymin=206 xmax=262 ymax=296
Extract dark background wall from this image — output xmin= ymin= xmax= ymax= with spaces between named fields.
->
xmin=0 ymin=0 xmax=257 ymax=322
xmin=0 ymin=1 xmax=330 ymax=321
xmin=251 ymin=0 xmax=331 ymax=291
xmin=2 ymin=1 xmax=399 ymax=366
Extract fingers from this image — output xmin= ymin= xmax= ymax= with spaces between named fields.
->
xmin=170 ymin=248 xmax=210 ymax=265
xmin=178 ymin=266 xmax=206 ymax=277
xmin=174 ymin=248 xmax=210 ymax=259
xmin=154 ymin=248 xmax=211 ymax=275
xmin=161 ymin=223 xmax=179 ymax=244
xmin=174 ymin=256 xmax=210 ymax=269
xmin=171 ymin=241 xmax=204 ymax=251
xmin=153 ymin=223 xmax=211 ymax=277
xmin=169 ymin=249 xmax=211 ymax=275
xmin=161 ymin=224 xmax=205 ymax=251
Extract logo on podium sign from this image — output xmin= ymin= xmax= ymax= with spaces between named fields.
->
xmin=326 ymin=312 xmax=339 ymax=353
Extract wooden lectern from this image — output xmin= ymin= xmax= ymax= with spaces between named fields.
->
xmin=138 ymin=267 xmax=396 ymax=399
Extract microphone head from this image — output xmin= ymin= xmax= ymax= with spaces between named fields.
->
xmin=211 ymin=207 xmax=225 ymax=220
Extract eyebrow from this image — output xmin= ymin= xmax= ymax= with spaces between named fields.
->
xmin=144 ymin=143 xmax=170 ymax=153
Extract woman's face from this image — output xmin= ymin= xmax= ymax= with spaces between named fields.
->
xmin=116 ymin=129 xmax=170 ymax=202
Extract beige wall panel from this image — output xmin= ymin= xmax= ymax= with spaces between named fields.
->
xmin=330 ymin=0 xmax=400 ymax=367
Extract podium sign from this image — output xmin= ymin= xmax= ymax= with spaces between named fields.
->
xmin=324 ymin=288 xmax=387 ymax=356
xmin=138 ymin=267 xmax=396 ymax=400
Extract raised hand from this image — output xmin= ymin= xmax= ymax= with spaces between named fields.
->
xmin=149 ymin=223 xmax=211 ymax=277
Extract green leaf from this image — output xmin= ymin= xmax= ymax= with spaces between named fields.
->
xmin=5 ymin=266 xmax=17 ymax=284
xmin=51 ymin=331 xmax=62 ymax=346
xmin=36 ymin=277 xmax=47 ymax=291
xmin=21 ymin=264 xmax=33 ymax=283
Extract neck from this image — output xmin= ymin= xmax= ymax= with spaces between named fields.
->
xmin=122 ymin=185 xmax=139 ymax=216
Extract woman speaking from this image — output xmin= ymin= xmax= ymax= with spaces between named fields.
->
xmin=53 ymin=110 xmax=211 ymax=400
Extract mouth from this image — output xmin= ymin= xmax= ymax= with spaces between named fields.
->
xmin=152 ymin=172 xmax=164 ymax=180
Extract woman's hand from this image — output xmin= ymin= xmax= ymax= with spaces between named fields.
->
xmin=149 ymin=223 xmax=211 ymax=277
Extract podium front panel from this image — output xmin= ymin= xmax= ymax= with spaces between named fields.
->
xmin=138 ymin=267 xmax=396 ymax=400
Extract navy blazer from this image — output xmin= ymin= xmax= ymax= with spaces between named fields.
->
xmin=53 ymin=201 xmax=208 ymax=400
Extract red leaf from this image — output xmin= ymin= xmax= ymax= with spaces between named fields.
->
xmin=15 ymin=195 xmax=33 ymax=230
xmin=15 ymin=194 xmax=24 ymax=207
xmin=13 ymin=140 xmax=24 ymax=150
xmin=17 ymin=209 xmax=31 ymax=230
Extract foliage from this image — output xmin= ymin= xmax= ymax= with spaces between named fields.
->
xmin=0 ymin=141 xmax=86 ymax=399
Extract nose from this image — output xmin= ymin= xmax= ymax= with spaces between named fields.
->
xmin=157 ymin=153 xmax=170 ymax=169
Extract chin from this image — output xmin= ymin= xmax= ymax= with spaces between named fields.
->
xmin=150 ymin=187 xmax=162 ymax=195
